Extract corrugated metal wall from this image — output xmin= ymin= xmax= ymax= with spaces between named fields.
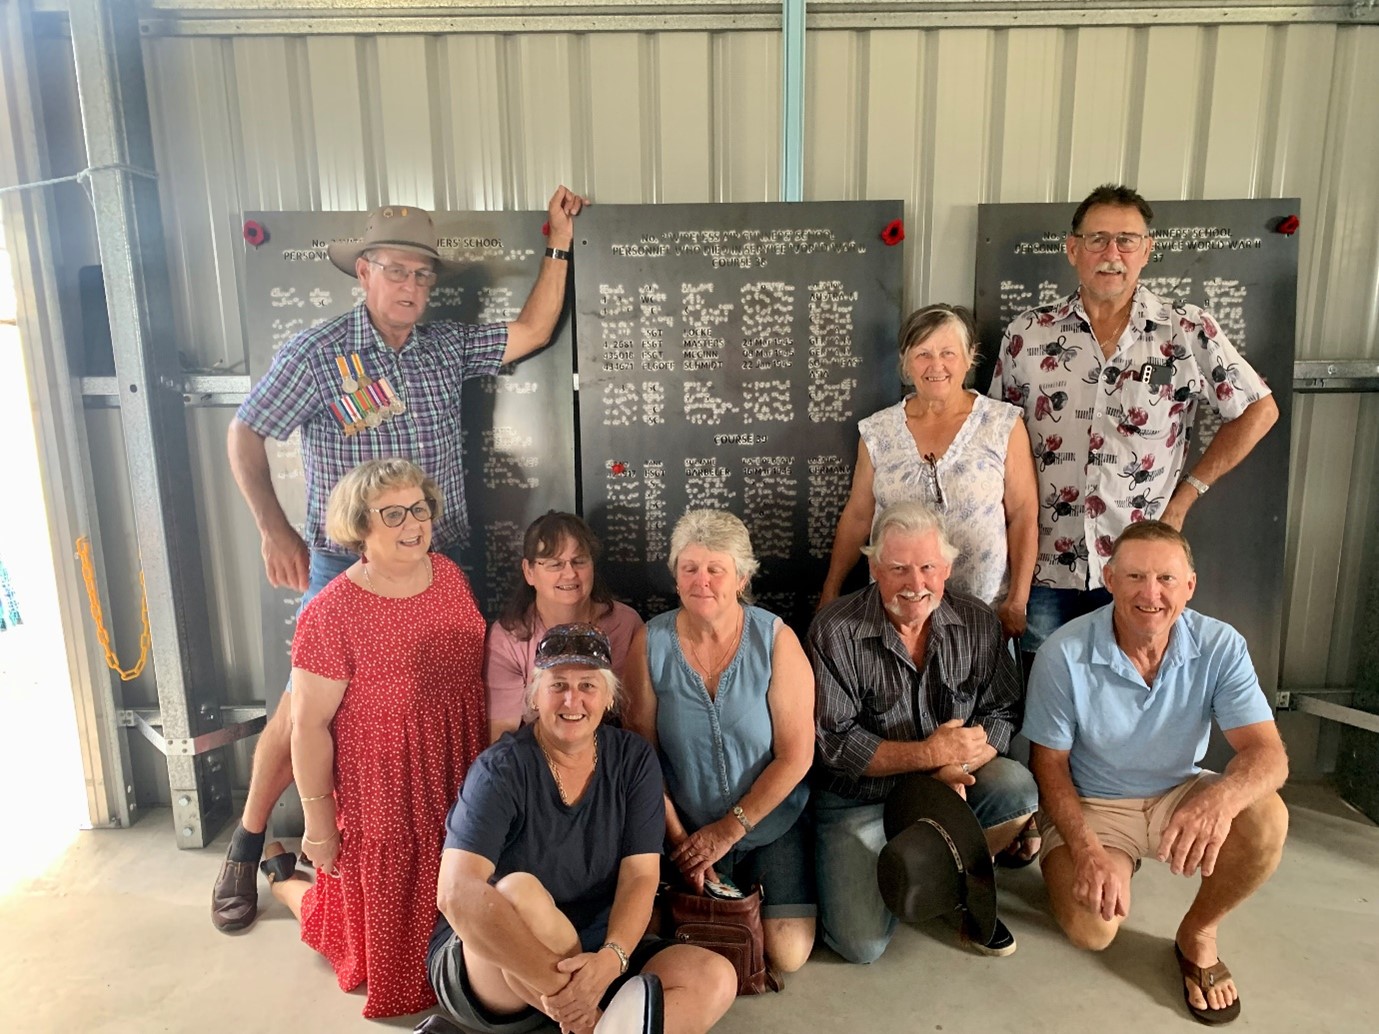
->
xmin=30 ymin=15 xmax=1379 ymax=790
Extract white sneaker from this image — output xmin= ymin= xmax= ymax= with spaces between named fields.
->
xmin=594 ymin=973 xmax=664 ymax=1034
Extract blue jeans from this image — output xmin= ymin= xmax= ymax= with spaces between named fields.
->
xmin=815 ymin=756 xmax=1038 ymax=964
xmin=1021 ymin=585 xmax=1112 ymax=654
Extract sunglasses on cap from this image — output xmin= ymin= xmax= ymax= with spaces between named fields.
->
xmin=534 ymin=623 xmax=613 ymax=670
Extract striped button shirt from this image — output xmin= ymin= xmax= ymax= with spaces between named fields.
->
xmin=237 ymin=303 xmax=507 ymax=557
xmin=808 ymin=583 xmax=1023 ymax=802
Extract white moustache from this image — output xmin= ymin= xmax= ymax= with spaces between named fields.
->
xmin=1096 ymin=261 xmax=1125 ymax=274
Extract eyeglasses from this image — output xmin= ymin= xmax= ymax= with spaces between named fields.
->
xmin=369 ymin=500 xmax=435 ymax=527
xmin=535 ymin=623 xmax=613 ymax=668
xmin=533 ymin=556 xmax=593 ymax=573
xmin=923 ymin=452 xmax=945 ymax=510
xmin=367 ymin=259 xmax=439 ymax=287
xmin=1070 ymin=232 xmax=1148 ymax=253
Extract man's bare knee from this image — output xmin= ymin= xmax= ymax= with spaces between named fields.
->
xmin=1059 ymin=911 xmax=1120 ymax=952
xmin=1233 ymin=792 xmax=1289 ymax=853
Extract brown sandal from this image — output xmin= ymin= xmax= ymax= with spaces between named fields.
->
xmin=995 ymin=816 xmax=1041 ymax=869
xmin=1174 ymin=941 xmax=1242 ymax=1025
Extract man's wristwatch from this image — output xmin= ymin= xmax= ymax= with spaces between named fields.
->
xmin=545 ymin=246 xmax=572 ymax=261
xmin=600 ymin=941 xmax=630 ymax=974
xmin=1183 ymin=474 xmax=1210 ymax=496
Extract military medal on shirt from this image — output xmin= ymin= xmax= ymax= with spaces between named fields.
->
xmin=327 ymin=353 xmax=407 ymax=436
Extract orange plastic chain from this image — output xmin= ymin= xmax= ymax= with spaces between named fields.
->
xmin=75 ymin=535 xmax=151 ymax=681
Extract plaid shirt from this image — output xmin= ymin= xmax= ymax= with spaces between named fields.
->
xmin=808 ymin=583 xmax=1023 ymax=802
xmin=237 ymin=303 xmax=506 ymax=556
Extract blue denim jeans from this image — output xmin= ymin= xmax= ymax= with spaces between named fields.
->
xmin=815 ymin=756 xmax=1038 ymax=964
xmin=1021 ymin=585 xmax=1112 ymax=654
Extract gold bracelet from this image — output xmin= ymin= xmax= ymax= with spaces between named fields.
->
xmin=302 ymin=830 xmax=340 ymax=846
xmin=299 ymin=793 xmax=333 ymax=803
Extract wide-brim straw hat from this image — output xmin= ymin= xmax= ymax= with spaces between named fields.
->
xmin=326 ymin=204 xmax=459 ymax=278
xmin=876 ymin=772 xmax=1000 ymax=943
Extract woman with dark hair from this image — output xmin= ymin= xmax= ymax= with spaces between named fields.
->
xmin=820 ymin=303 xmax=1039 ymax=640
xmin=485 ymin=511 xmax=644 ymax=739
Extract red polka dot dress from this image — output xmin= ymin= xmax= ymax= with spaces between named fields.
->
xmin=290 ymin=554 xmax=487 ymax=1018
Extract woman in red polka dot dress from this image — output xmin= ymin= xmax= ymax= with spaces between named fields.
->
xmin=260 ymin=458 xmax=488 ymax=1019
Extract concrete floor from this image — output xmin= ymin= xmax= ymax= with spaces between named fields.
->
xmin=1 ymin=782 xmax=1376 ymax=1034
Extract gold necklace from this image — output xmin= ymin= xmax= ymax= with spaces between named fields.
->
xmin=363 ymin=554 xmax=433 ymax=596
xmin=684 ymin=607 xmax=744 ymax=681
xmin=539 ymin=736 xmax=598 ymax=806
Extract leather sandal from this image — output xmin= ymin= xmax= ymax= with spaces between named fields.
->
xmin=1174 ymin=941 xmax=1242 ymax=1025
xmin=259 ymin=846 xmax=299 ymax=884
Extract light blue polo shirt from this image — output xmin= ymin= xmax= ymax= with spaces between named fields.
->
xmin=1022 ymin=605 xmax=1275 ymax=799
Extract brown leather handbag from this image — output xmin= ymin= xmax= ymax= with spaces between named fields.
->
xmin=664 ymin=884 xmax=783 ymax=996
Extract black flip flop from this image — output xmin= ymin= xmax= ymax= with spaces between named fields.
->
xmin=259 ymin=848 xmax=298 ymax=884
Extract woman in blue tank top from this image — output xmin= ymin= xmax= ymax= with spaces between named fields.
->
xmin=624 ymin=510 xmax=817 ymax=975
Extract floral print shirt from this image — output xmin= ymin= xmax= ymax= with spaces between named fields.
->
xmin=987 ymin=285 xmax=1270 ymax=590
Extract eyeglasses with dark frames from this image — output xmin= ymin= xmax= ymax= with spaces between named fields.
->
xmin=1070 ymin=232 xmax=1148 ymax=254
xmin=367 ymin=259 xmax=439 ymax=287
xmin=533 ymin=556 xmax=593 ymax=573
xmin=369 ymin=500 xmax=435 ymax=527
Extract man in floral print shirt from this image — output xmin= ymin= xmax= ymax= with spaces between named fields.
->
xmin=988 ymin=184 xmax=1278 ymax=660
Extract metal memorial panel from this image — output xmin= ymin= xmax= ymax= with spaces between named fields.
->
xmin=974 ymin=199 xmax=1298 ymax=692
xmin=573 ymin=201 xmax=905 ymax=631
xmin=242 ymin=211 xmax=576 ymax=798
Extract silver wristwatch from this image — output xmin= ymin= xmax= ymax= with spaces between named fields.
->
xmin=1183 ymin=474 xmax=1210 ymax=496
xmin=601 ymin=940 xmax=630 ymax=974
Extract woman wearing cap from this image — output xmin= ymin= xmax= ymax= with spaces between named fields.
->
xmin=486 ymin=511 xmax=645 ymax=740
xmin=625 ymin=510 xmax=817 ymax=974
xmin=818 ymin=303 xmax=1038 ymax=640
xmin=258 ymin=458 xmax=489 ymax=1018
xmin=432 ymin=624 xmax=737 ymax=1034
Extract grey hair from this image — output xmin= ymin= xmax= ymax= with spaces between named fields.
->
xmin=860 ymin=501 xmax=959 ymax=564
xmin=523 ymin=665 xmax=623 ymax=718
xmin=667 ymin=509 xmax=760 ymax=599
xmin=897 ymin=304 xmax=979 ymax=385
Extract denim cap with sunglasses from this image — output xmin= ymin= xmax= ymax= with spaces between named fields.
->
xmin=534 ymin=623 xmax=614 ymax=671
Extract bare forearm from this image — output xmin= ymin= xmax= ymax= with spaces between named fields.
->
xmin=1031 ymin=752 xmax=1098 ymax=856
xmin=505 ymin=257 xmax=569 ymax=362
xmin=603 ymin=871 xmax=658 ymax=955
xmin=1005 ymin=508 xmax=1037 ymax=606
xmin=863 ymin=738 xmax=942 ymax=777
xmin=735 ymin=752 xmax=812 ymax=826
xmin=227 ymin=419 xmax=293 ymax=536
xmin=822 ymin=507 xmax=871 ymax=594
xmin=291 ymin=720 xmax=338 ymax=830
xmin=1214 ymin=744 xmax=1289 ymax=817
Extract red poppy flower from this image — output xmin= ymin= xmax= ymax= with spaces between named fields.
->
xmin=1216 ymin=382 xmax=1234 ymax=401
xmin=1054 ymin=537 xmax=1077 ymax=554
xmin=881 ymin=219 xmax=905 ymax=246
xmin=1095 ymin=535 xmax=1115 ymax=557
xmin=1131 ymin=509 xmax=1145 ymax=522
xmin=1058 ymin=486 xmax=1080 ymax=503
xmin=1045 ymin=434 xmax=1062 ymax=451
xmin=610 ymin=461 xmax=627 ymax=475
xmin=541 ymin=221 xmax=551 ymax=237
xmin=1276 ymin=214 xmax=1300 ymax=236
xmin=1089 ymin=432 xmax=1105 ymax=451
xmin=1127 ymin=406 xmax=1149 ymax=426
xmin=242 ymin=220 xmax=267 ymax=247
xmin=1085 ymin=495 xmax=1106 ymax=518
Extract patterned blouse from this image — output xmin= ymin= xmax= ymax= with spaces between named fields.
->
xmin=859 ymin=391 xmax=1019 ymax=604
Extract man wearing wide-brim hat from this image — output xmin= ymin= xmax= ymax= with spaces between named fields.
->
xmin=213 ymin=187 xmax=585 ymax=934
xmin=809 ymin=500 xmax=1038 ymax=964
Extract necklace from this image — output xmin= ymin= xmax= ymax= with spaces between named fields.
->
xmin=363 ymin=554 xmax=433 ymax=597
xmin=539 ymin=735 xmax=598 ymax=806
xmin=684 ymin=606 xmax=744 ymax=682
xmin=1095 ymin=309 xmax=1132 ymax=351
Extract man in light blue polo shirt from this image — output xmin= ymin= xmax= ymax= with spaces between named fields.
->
xmin=1024 ymin=520 xmax=1288 ymax=1027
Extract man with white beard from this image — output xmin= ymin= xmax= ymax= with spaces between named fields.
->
xmin=808 ymin=501 xmax=1037 ymax=964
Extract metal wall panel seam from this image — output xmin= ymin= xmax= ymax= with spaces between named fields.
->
xmin=781 ymin=0 xmax=805 ymax=200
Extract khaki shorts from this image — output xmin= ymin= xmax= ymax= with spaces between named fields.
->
xmin=1037 ymin=773 xmax=1213 ymax=863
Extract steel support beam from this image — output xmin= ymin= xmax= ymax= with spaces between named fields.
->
xmin=67 ymin=0 xmax=231 ymax=848
xmin=780 ymin=0 xmax=806 ymax=202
